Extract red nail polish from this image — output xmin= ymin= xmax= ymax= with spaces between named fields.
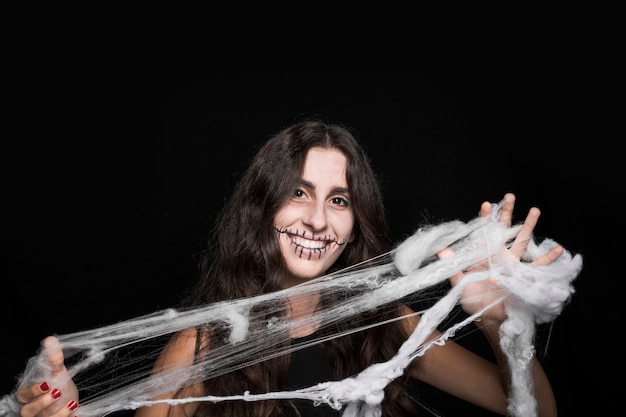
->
xmin=51 ymin=389 xmax=61 ymax=399
xmin=68 ymin=400 xmax=78 ymax=410
xmin=40 ymin=382 xmax=50 ymax=391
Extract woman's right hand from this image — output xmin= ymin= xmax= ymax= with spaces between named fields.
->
xmin=16 ymin=336 xmax=79 ymax=417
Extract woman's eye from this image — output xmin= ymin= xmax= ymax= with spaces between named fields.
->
xmin=294 ymin=189 xmax=306 ymax=198
xmin=331 ymin=197 xmax=349 ymax=206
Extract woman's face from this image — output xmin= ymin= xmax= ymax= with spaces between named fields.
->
xmin=274 ymin=147 xmax=355 ymax=287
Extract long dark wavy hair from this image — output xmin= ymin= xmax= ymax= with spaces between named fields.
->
xmin=178 ymin=120 xmax=422 ymax=416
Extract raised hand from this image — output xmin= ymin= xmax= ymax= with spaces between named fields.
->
xmin=439 ymin=193 xmax=564 ymax=322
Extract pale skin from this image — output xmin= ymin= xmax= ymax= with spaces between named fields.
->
xmin=16 ymin=147 xmax=561 ymax=417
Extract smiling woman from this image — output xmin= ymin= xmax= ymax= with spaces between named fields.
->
xmin=8 ymin=120 xmax=581 ymax=417
xmin=274 ymin=147 xmax=355 ymax=285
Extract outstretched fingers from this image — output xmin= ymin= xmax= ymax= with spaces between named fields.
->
xmin=479 ymin=200 xmax=493 ymax=218
xmin=479 ymin=193 xmax=515 ymax=224
xmin=499 ymin=193 xmax=515 ymax=226
xmin=508 ymin=206 xmax=540 ymax=260
xmin=532 ymin=244 xmax=564 ymax=266
xmin=487 ymin=194 xmax=560 ymax=264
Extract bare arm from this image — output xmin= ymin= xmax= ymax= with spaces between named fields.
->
xmin=409 ymin=193 xmax=559 ymax=416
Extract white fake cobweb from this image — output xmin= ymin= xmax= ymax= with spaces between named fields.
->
xmin=1 ymin=200 xmax=583 ymax=417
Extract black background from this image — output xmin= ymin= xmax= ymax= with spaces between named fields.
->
xmin=2 ymin=61 xmax=618 ymax=415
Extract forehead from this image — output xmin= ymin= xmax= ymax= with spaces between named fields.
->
xmin=302 ymin=147 xmax=348 ymax=185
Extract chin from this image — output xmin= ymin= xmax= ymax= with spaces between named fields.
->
xmin=285 ymin=263 xmax=328 ymax=282
xmin=292 ymin=270 xmax=324 ymax=281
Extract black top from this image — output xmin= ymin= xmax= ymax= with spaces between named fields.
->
xmin=285 ymin=332 xmax=339 ymax=417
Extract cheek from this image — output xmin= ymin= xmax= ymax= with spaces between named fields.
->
xmin=274 ymin=204 xmax=295 ymax=226
xmin=332 ymin=212 xmax=355 ymax=241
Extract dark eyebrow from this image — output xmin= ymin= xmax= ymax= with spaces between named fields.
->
xmin=298 ymin=179 xmax=350 ymax=194
xmin=299 ymin=179 xmax=315 ymax=189
xmin=332 ymin=186 xmax=350 ymax=194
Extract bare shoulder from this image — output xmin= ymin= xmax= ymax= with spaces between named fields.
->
xmin=398 ymin=303 xmax=420 ymax=334
xmin=156 ymin=326 xmax=205 ymax=369
xmin=134 ymin=327 xmax=207 ymax=417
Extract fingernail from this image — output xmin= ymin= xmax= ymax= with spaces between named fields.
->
xmin=51 ymin=389 xmax=61 ymax=399
xmin=68 ymin=400 xmax=78 ymax=410
xmin=40 ymin=382 xmax=50 ymax=391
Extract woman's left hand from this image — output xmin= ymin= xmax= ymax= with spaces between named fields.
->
xmin=439 ymin=193 xmax=564 ymax=323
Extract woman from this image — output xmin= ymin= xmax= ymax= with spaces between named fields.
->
xmin=15 ymin=120 xmax=562 ymax=416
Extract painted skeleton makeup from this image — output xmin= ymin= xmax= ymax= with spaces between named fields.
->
xmin=274 ymin=226 xmax=348 ymax=260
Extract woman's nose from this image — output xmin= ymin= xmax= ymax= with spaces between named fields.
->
xmin=303 ymin=201 xmax=327 ymax=231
